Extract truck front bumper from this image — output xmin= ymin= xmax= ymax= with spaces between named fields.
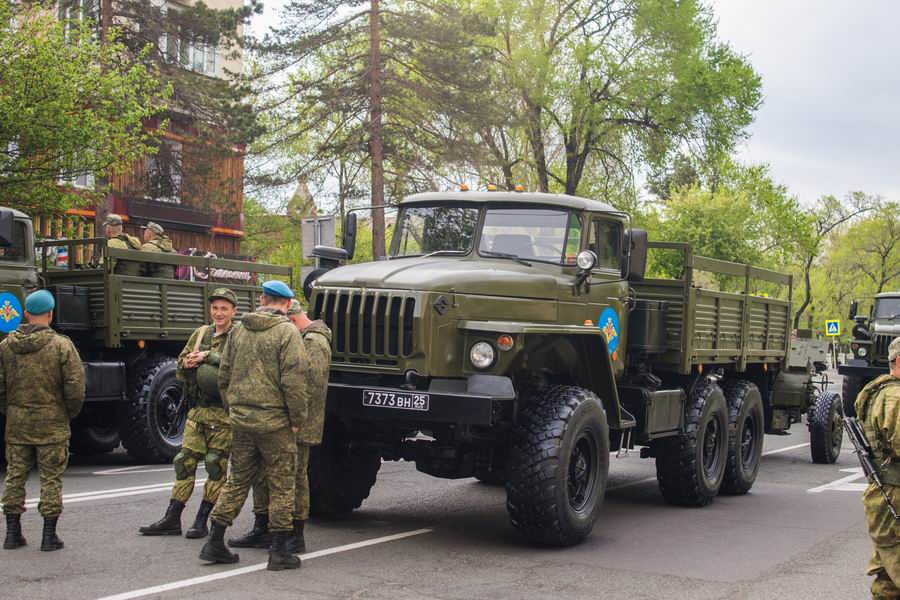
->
xmin=325 ymin=374 xmax=516 ymax=426
xmin=838 ymin=359 xmax=889 ymax=378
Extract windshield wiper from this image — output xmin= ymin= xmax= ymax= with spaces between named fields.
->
xmin=391 ymin=250 xmax=468 ymax=259
xmin=481 ymin=250 xmax=532 ymax=267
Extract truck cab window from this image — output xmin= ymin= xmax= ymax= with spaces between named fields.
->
xmin=589 ymin=219 xmax=622 ymax=270
xmin=393 ymin=205 xmax=479 ymax=257
xmin=0 ymin=222 xmax=26 ymax=263
xmin=479 ymin=208 xmax=580 ymax=265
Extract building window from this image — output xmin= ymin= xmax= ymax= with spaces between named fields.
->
xmin=145 ymin=138 xmax=183 ymax=204
xmin=155 ymin=2 xmax=217 ymax=76
xmin=57 ymin=0 xmax=100 ymax=41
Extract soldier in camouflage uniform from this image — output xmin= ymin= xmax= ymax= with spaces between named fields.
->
xmin=139 ymin=288 xmax=238 ymax=539
xmin=140 ymin=221 xmax=177 ymax=279
xmin=1 ymin=290 xmax=85 ymax=552
xmin=200 ymin=280 xmax=309 ymax=572
xmin=855 ymin=336 xmax=900 ymax=599
xmin=229 ymin=299 xmax=332 ymax=554
xmin=102 ymin=214 xmax=142 ymax=276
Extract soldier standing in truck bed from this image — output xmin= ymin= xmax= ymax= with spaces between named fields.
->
xmin=1 ymin=290 xmax=85 ymax=552
xmin=140 ymin=221 xmax=177 ymax=278
xmin=139 ymin=288 xmax=238 ymax=539
xmin=855 ymin=336 xmax=900 ymax=599
xmin=229 ymin=298 xmax=332 ymax=555
xmin=199 ymin=280 xmax=310 ymax=572
xmin=101 ymin=214 xmax=142 ymax=276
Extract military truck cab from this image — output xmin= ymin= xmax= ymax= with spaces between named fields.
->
xmin=841 ymin=292 xmax=900 ymax=416
xmin=307 ymin=191 xmax=811 ymax=546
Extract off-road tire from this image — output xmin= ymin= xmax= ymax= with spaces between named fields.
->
xmin=841 ymin=374 xmax=866 ymax=418
xmin=720 ymin=380 xmax=764 ymax=495
xmin=505 ymin=386 xmax=610 ymax=546
xmin=654 ymin=381 xmax=729 ymax=507
xmin=309 ymin=418 xmax=381 ymax=515
xmin=117 ymin=357 xmax=185 ymax=463
xmin=810 ymin=391 xmax=843 ymax=464
xmin=70 ymin=424 xmax=121 ymax=455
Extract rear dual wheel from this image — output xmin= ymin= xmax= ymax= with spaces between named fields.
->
xmin=720 ymin=380 xmax=764 ymax=495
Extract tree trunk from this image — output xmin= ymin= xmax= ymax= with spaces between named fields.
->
xmin=792 ymin=254 xmax=814 ymax=330
xmin=368 ymin=0 xmax=386 ymax=259
xmin=525 ymin=99 xmax=549 ymax=193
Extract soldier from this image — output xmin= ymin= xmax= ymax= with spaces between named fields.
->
xmin=139 ymin=288 xmax=238 ymax=539
xmin=102 ymin=214 xmax=142 ymax=276
xmin=1 ymin=290 xmax=85 ymax=552
xmin=855 ymin=336 xmax=900 ymax=599
xmin=140 ymin=221 xmax=177 ymax=279
xmin=229 ymin=299 xmax=332 ymax=554
xmin=199 ymin=280 xmax=309 ymax=572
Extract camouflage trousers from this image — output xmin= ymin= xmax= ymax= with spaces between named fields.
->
xmin=865 ymin=484 xmax=900 ymax=599
xmin=1 ymin=443 xmax=69 ymax=517
xmin=250 ymin=443 xmax=311 ymax=521
xmin=171 ymin=416 xmax=232 ymax=504
xmin=209 ymin=427 xmax=297 ymax=532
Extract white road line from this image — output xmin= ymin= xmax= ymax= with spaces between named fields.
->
xmin=93 ymin=466 xmax=176 ymax=475
xmin=24 ymin=480 xmax=207 ymax=508
xmin=807 ymin=467 xmax=867 ymax=493
xmin=761 ymin=442 xmax=810 ymax=456
xmin=95 ymin=528 xmax=434 ymax=600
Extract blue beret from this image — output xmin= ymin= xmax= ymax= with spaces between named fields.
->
xmin=261 ymin=280 xmax=295 ymax=299
xmin=25 ymin=290 xmax=55 ymax=315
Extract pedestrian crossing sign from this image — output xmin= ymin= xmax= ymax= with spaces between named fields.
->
xmin=825 ymin=320 xmax=841 ymax=336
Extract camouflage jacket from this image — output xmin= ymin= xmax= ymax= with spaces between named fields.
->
xmin=141 ymin=236 xmax=176 ymax=278
xmin=178 ymin=323 xmax=232 ymax=412
xmin=218 ymin=307 xmax=310 ymax=433
xmin=297 ymin=320 xmax=332 ymax=445
xmin=855 ymin=374 xmax=900 ymax=487
xmin=105 ymin=234 xmax=142 ymax=276
xmin=0 ymin=324 xmax=85 ymax=445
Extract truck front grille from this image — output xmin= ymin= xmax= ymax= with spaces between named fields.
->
xmin=874 ymin=334 xmax=895 ymax=362
xmin=311 ymin=290 xmax=416 ymax=365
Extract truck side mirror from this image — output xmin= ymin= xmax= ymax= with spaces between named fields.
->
xmin=0 ymin=209 xmax=14 ymax=247
xmin=848 ymin=300 xmax=858 ymax=320
xmin=343 ymin=213 xmax=357 ymax=260
xmin=623 ymin=228 xmax=648 ymax=282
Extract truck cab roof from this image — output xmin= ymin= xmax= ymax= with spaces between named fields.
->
xmin=402 ymin=191 xmax=622 ymax=214
xmin=875 ymin=292 xmax=900 ymax=299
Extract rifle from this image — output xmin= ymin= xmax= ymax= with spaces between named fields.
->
xmin=843 ymin=416 xmax=900 ymax=521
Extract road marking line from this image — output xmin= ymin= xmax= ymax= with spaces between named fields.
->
xmin=93 ymin=466 xmax=176 ymax=475
xmin=807 ymin=467 xmax=867 ymax=493
xmin=761 ymin=442 xmax=810 ymax=456
xmin=95 ymin=528 xmax=433 ymax=600
xmin=24 ymin=480 xmax=207 ymax=508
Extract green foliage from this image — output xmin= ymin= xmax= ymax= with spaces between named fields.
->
xmin=0 ymin=3 xmax=169 ymax=213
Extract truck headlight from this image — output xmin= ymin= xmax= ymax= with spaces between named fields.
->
xmin=858 ymin=347 xmax=868 ymax=357
xmin=470 ymin=342 xmax=496 ymax=369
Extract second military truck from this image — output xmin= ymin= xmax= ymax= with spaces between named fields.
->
xmin=305 ymin=190 xmax=833 ymax=546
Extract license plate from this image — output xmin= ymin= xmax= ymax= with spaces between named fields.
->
xmin=362 ymin=389 xmax=430 ymax=412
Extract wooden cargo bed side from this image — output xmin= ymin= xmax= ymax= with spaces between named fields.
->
xmin=632 ymin=242 xmax=792 ymax=374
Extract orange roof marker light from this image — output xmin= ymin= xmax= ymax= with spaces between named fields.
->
xmin=459 ymin=183 xmax=470 ymax=191
xmin=583 ymin=319 xmax=593 ymax=326
xmin=486 ymin=184 xmax=497 ymax=192
xmin=514 ymin=185 xmax=525 ymax=192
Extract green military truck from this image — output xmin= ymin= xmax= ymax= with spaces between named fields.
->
xmin=303 ymin=190 xmax=839 ymax=546
xmin=840 ymin=292 xmax=900 ymax=416
xmin=0 ymin=208 xmax=290 ymax=463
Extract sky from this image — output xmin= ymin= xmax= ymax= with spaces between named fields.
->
xmin=250 ymin=1 xmax=900 ymax=205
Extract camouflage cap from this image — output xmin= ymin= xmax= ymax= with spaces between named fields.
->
xmin=141 ymin=221 xmax=164 ymax=236
xmin=889 ymin=336 xmax=900 ymax=362
xmin=103 ymin=214 xmax=124 ymax=226
xmin=208 ymin=287 xmax=237 ymax=307
xmin=286 ymin=299 xmax=304 ymax=316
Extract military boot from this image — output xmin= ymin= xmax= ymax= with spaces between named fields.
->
xmin=40 ymin=516 xmax=64 ymax=552
xmin=139 ymin=499 xmax=185 ymax=536
xmin=199 ymin=520 xmax=239 ymax=564
xmin=267 ymin=531 xmax=301 ymax=571
xmin=227 ymin=513 xmax=271 ymax=548
xmin=4 ymin=514 xmax=26 ymax=549
xmin=285 ymin=519 xmax=306 ymax=555
xmin=185 ymin=500 xmax=215 ymax=539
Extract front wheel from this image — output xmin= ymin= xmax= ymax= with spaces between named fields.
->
xmin=116 ymin=357 xmax=186 ymax=463
xmin=505 ymin=385 xmax=610 ymax=546
xmin=309 ymin=418 xmax=381 ymax=515
xmin=841 ymin=374 xmax=866 ymax=418
xmin=810 ymin=391 xmax=843 ymax=464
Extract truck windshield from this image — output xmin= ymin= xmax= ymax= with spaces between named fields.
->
xmin=392 ymin=205 xmax=479 ymax=257
xmin=479 ymin=208 xmax=581 ymax=265
xmin=874 ymin=297 xmax=900 ymax=319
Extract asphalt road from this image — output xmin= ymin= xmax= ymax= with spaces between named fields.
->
xmin=0 ymin=372 xmax=875 ymax=600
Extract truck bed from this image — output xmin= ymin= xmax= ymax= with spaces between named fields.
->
xmin=631 ymin=242 xmax=792 ymax=374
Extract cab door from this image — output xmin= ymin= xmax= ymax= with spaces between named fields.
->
xmin=584 ymin=216 xmax=628 ymax=377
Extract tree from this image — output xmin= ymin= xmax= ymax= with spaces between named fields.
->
xmin=0 ymin=3 xmax=168 ymax=213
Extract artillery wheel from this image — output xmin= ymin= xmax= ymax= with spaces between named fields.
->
xmin=654 ymin=381 xmax=729 ymax=506
xmin=70 ymin=417 xmax=121 ymax=455
xmin=505 ymin=385 xmax=609 ymax=546
xmin=117 ymin=357 xmax=185 ymax=463
xmin=810 ymin=391 xmax=843 ymax=464
xmin=720 ymin=380 xmax=764 ymax=495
